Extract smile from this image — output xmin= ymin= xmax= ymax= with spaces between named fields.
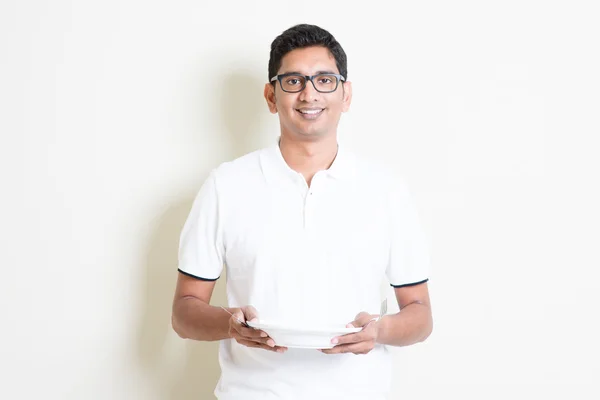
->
xmin=295 ymin=108 xmax=324 ymax=119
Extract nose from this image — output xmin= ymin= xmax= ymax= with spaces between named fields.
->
xmin=298 ymin=78 xmax=320 ymax=102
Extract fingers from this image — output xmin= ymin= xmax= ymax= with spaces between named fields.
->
xmin=334 ymin=318 xmax=377 ymax=346
xmin=322 ymin=313 xmax=378 ymax=355
xmin=228 ymin=313 xmax=287 ymax=353
xmin=235 ymin=322 xmax=268 ymax=339
xmin=321 ymin=342 xmax=373 ymax=355
xmin=229 ymin=316 xmax=267 ymax=339
xmin=230 ymin=326 xmax=276 ymax=348
xmin=234 ymin=332 xmax=288 ymax=353
xmin=237 ymin=339 xmax=288 ymax=353
xmin=229 ymin=305 xmax=288 ymax=353
xmin=331 ymin=330 xmax=370 ymax=346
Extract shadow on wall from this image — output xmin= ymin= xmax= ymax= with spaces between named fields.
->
xmin=219 ymin=70 xmax=271 ymax=157
xmin=135 ymin=70 xmax=268 ymax=400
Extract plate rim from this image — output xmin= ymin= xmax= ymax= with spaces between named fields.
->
xmin=246 ymin=320 xmax=362 ymax=334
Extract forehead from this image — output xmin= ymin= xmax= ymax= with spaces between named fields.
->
xmin=278 ymin=46 xmax=339 ymax=75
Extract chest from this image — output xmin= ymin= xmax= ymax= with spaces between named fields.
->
xmin=223 ymin=183 xmax=390 ymax=281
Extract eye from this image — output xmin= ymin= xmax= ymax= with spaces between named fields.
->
xmin=286 ymin=78 xmax=301 ymax=85
xmin=318 ymin=77 xmax=333 ymax=84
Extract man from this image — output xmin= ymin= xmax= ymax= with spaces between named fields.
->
xmin=172 ymin=24 xmax=433 ymax=400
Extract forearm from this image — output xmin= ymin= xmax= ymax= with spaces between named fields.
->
xmin=376 ymin=302 xmax=433 ymax=347
xmin=172 ymin=296 xmax=232 ymax=341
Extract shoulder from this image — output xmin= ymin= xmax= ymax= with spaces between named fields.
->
xmin=209 ymin=147 xmax=267 ymax=192
xmin=349 ymin=150 xmax=410 ymax=194
xmin=213 ymin=148 xmax=264 ymax=180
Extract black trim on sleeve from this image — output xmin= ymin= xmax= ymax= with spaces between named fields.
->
xmin=390 ymin=278 xmax=429 ymax=288
xmin=177 ymin=268 xmax=220 ymax=281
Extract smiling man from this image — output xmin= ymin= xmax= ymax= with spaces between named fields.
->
xmin=171 ymin=24 xmax=433 ymax=400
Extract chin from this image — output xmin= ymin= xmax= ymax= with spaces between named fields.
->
xmin=282 ymin=120 xmax=332 ymax=140
xmin=298 ymin=131 xmax=333 ymax=142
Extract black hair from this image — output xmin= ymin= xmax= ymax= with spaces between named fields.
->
xmin=268 ymin=24 xmax=348 ymax=81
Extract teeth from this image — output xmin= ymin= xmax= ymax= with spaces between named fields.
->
xmin=298 ymin=109 xmax=323 ymax=114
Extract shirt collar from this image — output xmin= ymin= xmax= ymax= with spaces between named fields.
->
xmin=260 ymin=137 xmax=355 ymax=184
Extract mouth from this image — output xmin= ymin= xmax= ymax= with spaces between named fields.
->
xmin=295 ymin=107 xmax=325 ymax=120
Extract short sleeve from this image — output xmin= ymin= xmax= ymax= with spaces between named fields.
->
xmin=177 ymin=169 xmax=224 ymax=281
xmin=386 ymin=179 xmax=431 ymax=288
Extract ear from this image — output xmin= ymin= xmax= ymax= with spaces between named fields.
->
xmin=341 ymin=81 xmax=352 ymax=113
xmin=264 ymin=83 xmax=278 ymax=114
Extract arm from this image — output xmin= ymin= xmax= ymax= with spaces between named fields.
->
xmin=376 ymin=282 xmax=433 ymax=346
xmin=323 ymin=282 xmax=432 ymax=355
xmin=171 ymin=170 xmax=284 ymax=349
xmin=324 ymin=178 xmax=433 ymax=354
xmin=173 ymin=169 xmax=233 ymax=341
xmin=171 ymin=272 xmax=288 ymax=352
xmin=171 ymin=272 xmax=230 ymax=341
xmin=377 ymin=177 xmax=433 ymax=346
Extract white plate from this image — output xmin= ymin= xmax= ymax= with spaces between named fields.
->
xmin=246 ymin=320 xmax=362 ymax=349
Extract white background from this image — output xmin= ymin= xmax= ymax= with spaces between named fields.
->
xmin=1 ymin=1 xmax=599 ymax=399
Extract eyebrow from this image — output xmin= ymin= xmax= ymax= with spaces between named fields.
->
xmin=280 ymin=70 xmax=338 ymax=75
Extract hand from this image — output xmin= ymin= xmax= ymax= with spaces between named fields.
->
xmin=321 ymin=312 xmax=380 ymax=355
xmin=228 ymin=306 xmax=288 ymax=353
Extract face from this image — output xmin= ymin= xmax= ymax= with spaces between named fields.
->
xmin=264 ymin=46 xmax=352 ymax=141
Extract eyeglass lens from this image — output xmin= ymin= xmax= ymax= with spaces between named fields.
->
xmin=280 ymin=75 xmax=339 ymax=93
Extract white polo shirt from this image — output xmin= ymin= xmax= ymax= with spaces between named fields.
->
xmin=178 ymin=139 xmax=430 ymax=400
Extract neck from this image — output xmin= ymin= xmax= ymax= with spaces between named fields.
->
xmin=279 ymin=134 xmax=338 ymax=186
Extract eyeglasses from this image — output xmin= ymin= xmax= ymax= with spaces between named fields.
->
xmin=270 ymin=73 xmax=345 ymax=93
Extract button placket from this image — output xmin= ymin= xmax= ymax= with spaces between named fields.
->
xmin=304 ymin=189 xmax=312 ymax=229
xmin=304 ymin=173 xmax=323 ymax=230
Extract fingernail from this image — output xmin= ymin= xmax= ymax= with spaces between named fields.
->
xmin=268 ymin=340 xmax=275 ymax=347
xmin=260 ymin=332 xmax=267 ymax=337
xmin=331 ymin=338 xmax=338 ymax=344
xmin=250 ymin=318 xmax=258 ymax=323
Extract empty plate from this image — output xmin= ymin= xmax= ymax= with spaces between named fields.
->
xmin=246 ymin=320 xmax=362 ymax=349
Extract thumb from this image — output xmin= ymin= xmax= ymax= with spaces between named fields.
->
xmin=242 ymin=305 xmax=259 ymax=323
xmin=231 ymin=308 xmax=244 ymax=322
xmin=349 ymin=312 xmax=374 ymax=328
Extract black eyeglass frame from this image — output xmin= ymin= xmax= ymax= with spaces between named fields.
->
xmin=270 ymin=73 xmax=346 ymax=93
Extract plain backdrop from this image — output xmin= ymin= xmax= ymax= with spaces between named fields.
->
xmin=1 ymin=1 xmax=599 ymax=399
